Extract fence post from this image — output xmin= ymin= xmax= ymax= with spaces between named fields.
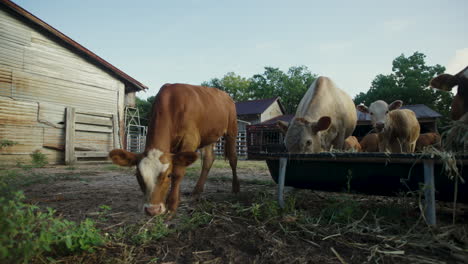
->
xmin=423 ymin=160 xmax=436 ymax=226
xmin=65 ymin=107 xmax=76 ymax=165
xmin=278 ymin=157 xmax=287 ymax=208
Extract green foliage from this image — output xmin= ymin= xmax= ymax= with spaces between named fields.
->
xmin=131 ymin=216 xmax=173 ymax=244
xmin=235 ymin=192 xmax=297 ymax=222
xmin=0 ymin=140 xmax=18 ymax=150
xmin=135 ymin=96 xmax=155 ymax=127
xmin=0 ymin=192 xmax=105 ymax=264
xmin=354 ymin=51 xmax=452 ymax=125
xmin=202 ymin=72 xmax=252 ymax=102
xmin=202 ymin=66 xmax=317 ymax=114
xmin=97 ymin=205 xmax=112 ymax=222
xmin=320 ymin=197 xmax=363 ymax=224
xmin=30 ymin=150 xmax=48 ymax=168
xmin=250 ymin=66 xmax=317 ymax=113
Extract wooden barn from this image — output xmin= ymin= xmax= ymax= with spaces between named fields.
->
xmin=0 ymin=0 xmax=147 ymax=165
xmin=235 ymin=97 xmax=285 ymax=124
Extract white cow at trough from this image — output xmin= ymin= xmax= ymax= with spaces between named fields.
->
xmin=277 ymin=76 xmax=357 ymax=153
xmin=357 ymin=100 xmax=420 ymax=153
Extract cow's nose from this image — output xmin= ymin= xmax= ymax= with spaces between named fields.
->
xmin=376 ymin=123 xmax=384 ymax=130
xmin=144 ymin=203 xmax=166 ymax=216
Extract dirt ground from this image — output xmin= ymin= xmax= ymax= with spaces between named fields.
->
xmin=12 ymin=160 xmax=468 ymax=263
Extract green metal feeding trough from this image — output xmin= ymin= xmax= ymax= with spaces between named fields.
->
xmin=249 ymin=152 xmax=468 ymax=226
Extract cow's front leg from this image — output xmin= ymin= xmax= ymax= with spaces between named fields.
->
xmin=166 ymin=165 xmax=186 ymax=217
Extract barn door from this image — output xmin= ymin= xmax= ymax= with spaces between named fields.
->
xmin=65 ymin=107 xmax=119 ymax=165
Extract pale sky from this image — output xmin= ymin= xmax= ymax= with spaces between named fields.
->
xmin=14 ymin=0 xmax=468 ymax=100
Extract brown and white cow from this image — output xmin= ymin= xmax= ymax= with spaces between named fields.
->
xmin=415 ymin=132 xmax=441 ymax=152
xmin=430 ymin=66 xmax=468 ymax=121
xmin=357 ymin=100 xmax=420 ymax=153
xmin=359 ymin=133 xmax=379 ymax=152
xmin=344 ymin=136 xmax=361 ymax=152
xmin=277 ymin=76 xmax=357 ymax=153
xmin=109 ymin=83 xmax=239 ymax=216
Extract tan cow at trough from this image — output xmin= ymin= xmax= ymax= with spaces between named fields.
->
xmin=277 ymin=76 xmax=357 ymax=153
xmin=415 ymin=132 xmax=441 ymax=152
xmin=357 ymin=100 xmax=420 ymax=153
xmin=109 ymin=83 xmax=239 ymax=216
xmin=344 ymin=136 xmax=361 ymax=152
xmin=359 ymin=133 xmax=379 ymax=152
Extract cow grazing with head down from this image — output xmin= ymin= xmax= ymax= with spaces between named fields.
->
xmin=430 ymin=66 xmax=468 ymax=121
xmin=109 ymin=83 xmax=239 ymax=216
xmin=359 ymin=133 xmax=379 ymax=152
xmin=357 ymin=100 xmax=420 ymax=153
xmin=344 ymin=136 xmax=361 ymax=152
xmin=277 ymin=76 xmax=357 ymax=153
xmin=415 ymin=132 xmax=441 ymax=152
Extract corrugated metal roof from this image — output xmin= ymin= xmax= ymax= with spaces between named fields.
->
xmin=357 ymin=104 xmax=442 ymax=121
xmin=236 ymin=97 xmax=284 ymax=115
xmin=0 ymin=0 xmax=148 ymax=92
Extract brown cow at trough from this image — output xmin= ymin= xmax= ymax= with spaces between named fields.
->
xmin=430 ymin=66 xmax=468 ymax=121
xmin=415 ymin=132 xmax=441 ymax=152
xmin=357 ymin=100 xmax=420 ymax=153
xmin=344 ymin=136 xmax=361 ymax=152
xmin=430 ymin=66 xmax=468 ymax=152
xmin=359 ymin=133 xmax=379 ymax=152
xmin=277 ymin=76 xmax=357 ymax=153
xmin=109 ymin=83 xmax=239 ymax=216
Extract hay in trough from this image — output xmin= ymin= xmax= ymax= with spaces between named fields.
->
xmin=441 ymin=113 xmax=468 ymax=154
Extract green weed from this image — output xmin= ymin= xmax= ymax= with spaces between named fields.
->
xmin=0 ymin=192 xmax=105 ymax=264
xmin=30 ymin=150 xmax=48 ymax=168
xmin=0 ymin=140 xmax=18 ymax=150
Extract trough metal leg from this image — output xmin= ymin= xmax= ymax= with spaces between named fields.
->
xmin=423 ymin=160 xmax=436 ymax=226
xmin=278 ymin=158 xmax=287 ymax=208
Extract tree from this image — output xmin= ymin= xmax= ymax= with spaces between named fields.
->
xmin=135 ymin=96 xmax=155 ymax=127
xmin=202 ymin=72 xmax=252 ymax=102
xmin=354 ymin=52 xmax=453 ymax=121
xmin=203 ymin=66 xmax=317 ymax=114
xmin=250 ymin=66 xmax=317 ymax=113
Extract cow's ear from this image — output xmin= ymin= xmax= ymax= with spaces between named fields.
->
xmin=356 ymin=104 xmax=369 ymax=113
xmin=173 ymin=152 xmax=198 ymax=167
xmin=389 ymin=100 xmax=403 ymax=111
xmin=277 ymin=121 xmax=289 ymax=135
xmin=430 ymin=74 xmax=457 ymax=91
xmin=313 ymin=116 xmax=331 ymax=133
xmin=109 ymin=149 xmax=142 ymax=166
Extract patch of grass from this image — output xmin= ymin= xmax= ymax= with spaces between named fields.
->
xmin=30 ymin=150 xmax=48 ymax=168
xmin=97 ymin=205 xmax=112 ymax=222
xmin=0 ymin=169 xmax=105 ymax=264
xmin=319 ymin=196 xmax=364 ymax=224
xmin=103 ymin=164 xmax=132 ymax=171
xmin=130 ymin=216 xmax=173 ymax=245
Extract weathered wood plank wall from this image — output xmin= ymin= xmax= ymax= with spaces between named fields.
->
xmin=0 ymin=8 xmax=126 ymax=165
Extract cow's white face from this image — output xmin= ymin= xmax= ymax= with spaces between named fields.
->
xmin=137 ymin=149 xmax=170 ymax=205
xmin=357 ymin=100 xmax=402 ymax=132
xmin=108 ymin=148 xmax=198 ymax=216
xmin=278 ymin=116 xmax=331 ymax=153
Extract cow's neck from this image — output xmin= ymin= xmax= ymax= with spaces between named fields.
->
xmin=145 ymin=113 xmax=174 ymax=153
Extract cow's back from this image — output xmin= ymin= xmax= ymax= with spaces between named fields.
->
xmin=148 ymin=84 xmax=236 ymax=150
xmin=387 ymin=109 xmax=420 ymax=142
xmin=296 ymin=76 xmax=357 ymax=139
